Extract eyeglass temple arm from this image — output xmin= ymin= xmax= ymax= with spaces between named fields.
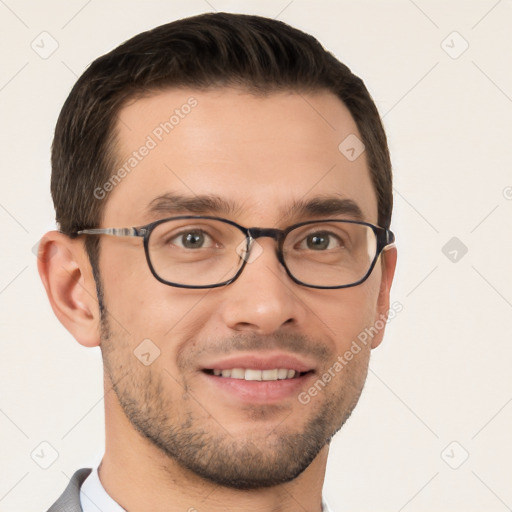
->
xmin=382 ymin=229 xmax=395 ymax=250
xmin=76 ymin=227 xmax=147 ymax=237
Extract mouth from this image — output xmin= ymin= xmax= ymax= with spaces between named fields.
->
xmin=203 ymin=368 xmax=312 ymax=381
xmin=198 ymin=353 xmax=316 ymax=403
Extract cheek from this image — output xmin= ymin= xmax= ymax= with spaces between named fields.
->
xmin=315 ymin=280 xmax=381 ymax=351
xmin=99 ymin=241 xmax=183 ymax=337
xmin=99 ymin=246 xmax=216 ymax=361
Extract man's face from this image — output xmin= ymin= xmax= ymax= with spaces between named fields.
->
xmin=97 ymin=88 xmax=391 ymax=488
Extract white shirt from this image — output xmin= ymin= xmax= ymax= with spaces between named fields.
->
xmin=80 ymin=466 xmax=125 ymax=512
xmin=80 ymin=463 xmax=333 ymax=512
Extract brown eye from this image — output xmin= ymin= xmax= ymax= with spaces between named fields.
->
xmin=307 ymin=233 xmax=329 ymax=250
xmin=169 ymin=230 xmax=213 ymax=249
xmin=300 ymin=231 xmax=343 ymax=251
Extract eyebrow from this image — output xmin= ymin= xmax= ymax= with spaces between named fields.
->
xmin=285 ymin=196 xmax=364 ymax=222
xmin=146 ymin=193 xmax=241 ymax=217
xmin=145 ymin=193 xmax=365 ymax=223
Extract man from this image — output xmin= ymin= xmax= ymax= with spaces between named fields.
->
xmin=38 ymin=12 xmax=396 ymax=512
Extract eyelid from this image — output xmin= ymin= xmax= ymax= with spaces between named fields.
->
xmin=290 ymin=223 xmax=350 ymax=237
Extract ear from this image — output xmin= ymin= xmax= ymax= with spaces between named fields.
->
xmin=37 ymin=231 xmax=101 ymax=347
xmin=370 ymin=245 xmax=397 ymax=349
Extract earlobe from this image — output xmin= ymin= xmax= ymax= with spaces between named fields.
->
xmin=37 ymin=231 xmax=101 ymax=347
xmin=371 ymin=246 xmax=397 ymax=349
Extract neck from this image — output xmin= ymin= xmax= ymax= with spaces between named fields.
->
xmin=101 ymin=384 xmax=328 ymax=512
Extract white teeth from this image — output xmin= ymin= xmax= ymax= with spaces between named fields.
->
xmin=212 ymin=368 xmax=300 ymax=381
xmin=245 ymin=369 xmax=262 ymax=381
xmin=277 ymin=368 xmax=289 ymax=379
xmin=230 ymin=368 xmax=245 ymax=379
xmin=262 ymin=369 xmax=278 ymax=380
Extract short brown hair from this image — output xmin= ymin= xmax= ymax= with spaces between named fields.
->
xmin=52 ymin=12 xmax=392 ymax=240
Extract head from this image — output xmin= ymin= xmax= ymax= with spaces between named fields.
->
xmin=39 ymin=13 xmax=396 ymax=489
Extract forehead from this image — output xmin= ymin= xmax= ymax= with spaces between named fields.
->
xmin=104 ymin=87 xmax=378 ymax=226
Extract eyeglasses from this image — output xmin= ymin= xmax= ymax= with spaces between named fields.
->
xmin=76 ymin=216 xmax=395 ymax=289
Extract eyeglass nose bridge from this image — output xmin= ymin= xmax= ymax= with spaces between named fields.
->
xmin=244 ymin=227 xmax=287 ymax=264
xmin=247 ymin=227 xmax=285 ymax=241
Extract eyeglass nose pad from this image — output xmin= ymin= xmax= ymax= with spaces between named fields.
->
xmin=235 ymin=236 xmax=253 ymax=263
xmin=235 ymin=236 xmax=264 ymax=264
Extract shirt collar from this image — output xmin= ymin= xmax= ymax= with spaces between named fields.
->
xmin=80 ymin=462 xmax=333 ymax=512
xmin=80 ymin=465 xmax=126 ymax=512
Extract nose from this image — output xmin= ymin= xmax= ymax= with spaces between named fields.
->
xmin=218 ymin=238 xmax=306 ymax=335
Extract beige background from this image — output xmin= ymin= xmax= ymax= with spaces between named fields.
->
xmin=1 ymin=0 xmax=511 ymax=510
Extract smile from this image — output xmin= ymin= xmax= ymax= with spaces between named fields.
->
xmin=204 ymin=368 xmax=307 ymax=380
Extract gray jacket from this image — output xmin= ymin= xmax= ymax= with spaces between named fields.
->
xmin=47 ymin=469 xmax=92 ymax=512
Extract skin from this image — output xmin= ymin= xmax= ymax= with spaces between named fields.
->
xmin=39 ymin=88 xmax=396 ymax=512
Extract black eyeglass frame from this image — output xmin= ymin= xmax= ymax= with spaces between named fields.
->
xmin=77 ymin=215 xmax=395 ymax=290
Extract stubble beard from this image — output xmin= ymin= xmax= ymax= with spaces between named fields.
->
xmin=99 ymin=307 xmax=370 ymax=490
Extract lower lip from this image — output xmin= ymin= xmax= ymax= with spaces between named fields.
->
xmin=201 ymin=371 xmax=314 ymax=404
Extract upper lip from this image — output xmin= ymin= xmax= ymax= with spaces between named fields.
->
xmin=200 ymin=352 xmax=316 ymax=373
